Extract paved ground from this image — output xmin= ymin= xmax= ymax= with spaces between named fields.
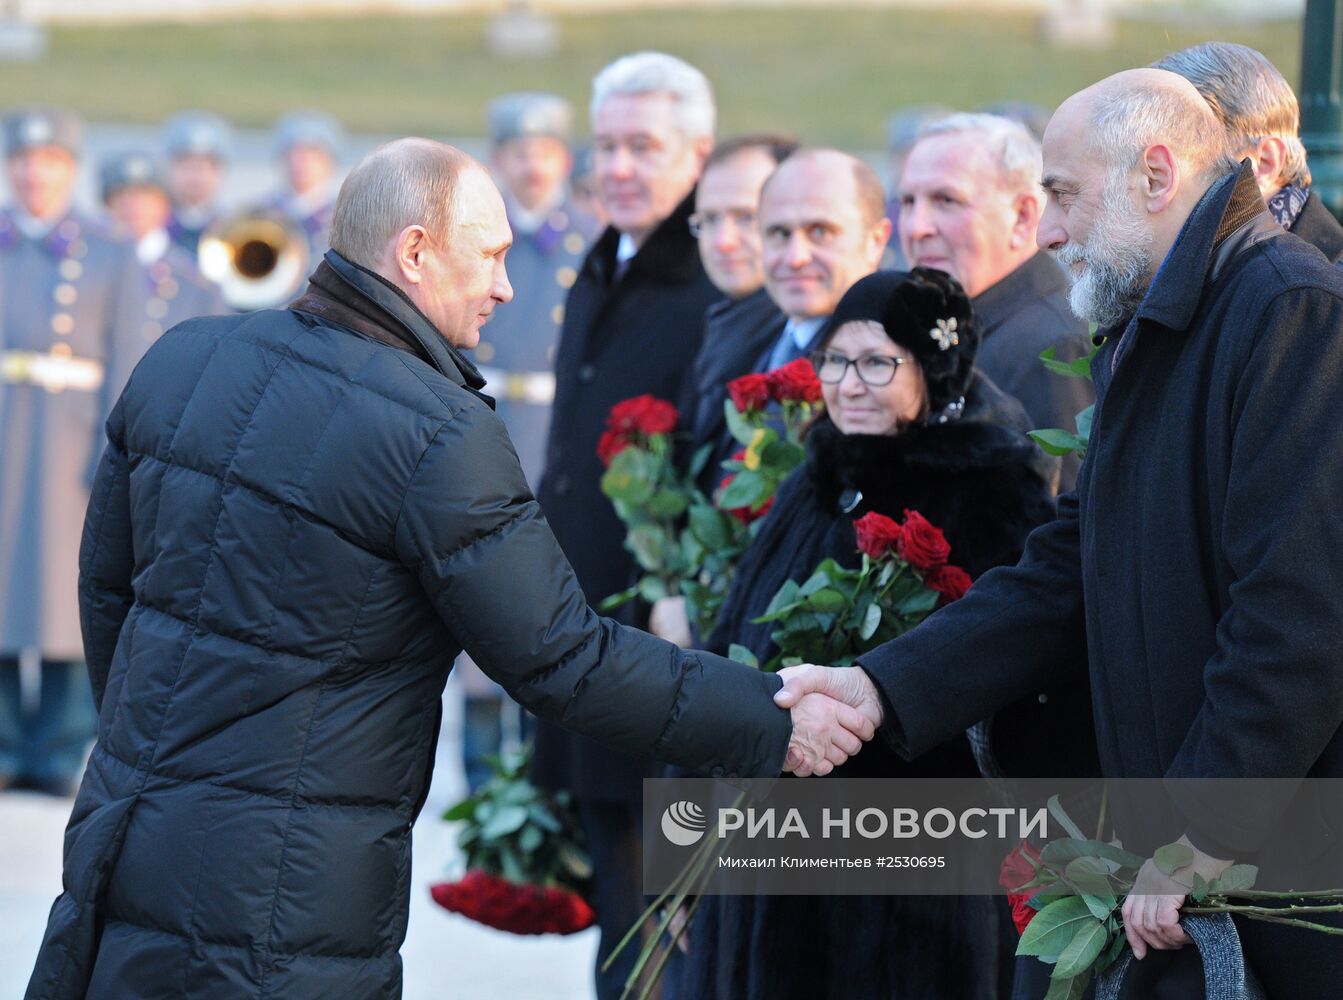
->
xmin=0 ymin=677 xmax=598 ymax=1000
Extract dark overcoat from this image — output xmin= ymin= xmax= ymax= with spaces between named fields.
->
xmin=24 ymin=252 xmax=788 ymax=1000
xmin=532 ymin=192 xmax=722 ymax=801
xmin=1289 ymin=188 xmax=1343 ymax=264
xmin=679 ymin=286 xmax=783 ymax=495
xmin=683 ymin=386 xmax=1055 ymax=1000
xmin=971 ymin=250 xmax=1095 ymax=492
xmin=858 ymin=165 xmax=1343 ymax=992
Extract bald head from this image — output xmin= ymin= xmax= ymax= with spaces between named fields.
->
xmin=762 ymin=148 xmax=887 ymax=228
xmin=330 ymin=137 xmax=473 ymax=270
xmin=1052 ymin=69 xmax=1234 ymax=189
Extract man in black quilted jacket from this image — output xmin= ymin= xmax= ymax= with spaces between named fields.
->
xmin=25 ymin=138 xmax=873 ymax=1000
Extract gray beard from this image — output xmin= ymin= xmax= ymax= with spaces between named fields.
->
xmin=1056 ymin=184 xmax=1155 ymax=328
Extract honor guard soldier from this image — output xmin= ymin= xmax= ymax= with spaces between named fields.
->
xmin=0 ymin=109 xmax=143 ymax=796
xmin=266 ymin=110 xmax=344 ymax=264
xmin=480 ymin=91 xmax=595 ymax=488
xmin=160 ymin=111 xmax=233 ymax=257
xmin=99 ymin=149 xmax=225 ymax=382
xmin=454 ymin=93 xmax=597 ymax=793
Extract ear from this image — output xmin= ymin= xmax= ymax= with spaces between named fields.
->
xmin=1250 ymin=136 xmax=1288 ymax=196
xmin=690 ymin=134 xmax=714 ymax=174
xmin=392 ymin=225 xmax=432 ymax=286
xmin=1139 ymin=143 xmax=1179 ymax=214
xmin=1008 ymin=191 xmax=1042 ymax=251
xmin=867 ymin=215 xmax=893 ymax=264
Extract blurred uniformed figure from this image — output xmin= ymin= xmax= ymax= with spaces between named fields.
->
xmin=0 ymin=109 xmax=143 ymax=796
xmin=454 ymin=93 xmax=596 ymax=792
xmin=160 ymin=111 xmax=233 ymax=257
xmin=266 ymin=111 xmax=343 ymax=263
xmin=99 ymin=149 xmax=225 ymax=378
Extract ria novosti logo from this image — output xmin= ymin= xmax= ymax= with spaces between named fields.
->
xmin=660 ymin=800 xmax=707 ymax=846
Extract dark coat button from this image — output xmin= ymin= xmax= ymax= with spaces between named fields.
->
xmin=577 ymin=364 xmax=596 ymax=383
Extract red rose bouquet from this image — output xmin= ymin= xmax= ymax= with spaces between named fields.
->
xmin=599 ymin=364 xmax=823 ymax=639
xmin=430 ymin=746 xmax=594 ymax=936
xmin=739 ymin=509 xmax=971 ymax=671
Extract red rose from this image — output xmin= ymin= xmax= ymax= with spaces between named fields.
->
xmin=607 ymin=394 xmax=678 ymax=435
xmin=767 ymin=357 xmax=823 ymax=404
xmin=998 ymin=839 xmax=1041 ymax=894
xmin=727 ymin=373 xmax=772 ymax=413
xmin=924 ymin=563 xmax=972 ymax=605
xmin=430 ymin=871 xmax=595 ymax=935
xmin=998 ymin=841 xmax=1044 ymax=935
xmin=597 ymin=429 xmax=631 ymax=467
xmin=897 ymin=509 xmax=951 ymax=571
xmin=853 ymin=511 xmax=904 ymax=561
xmin=728 ymin=494 xmax=773 ymax=526
xmin=1009 ymin=894 xmax=1039 ymax=935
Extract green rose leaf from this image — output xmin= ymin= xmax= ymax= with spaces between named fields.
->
xmin=724 ymin=400 xmax=762 ymax=446
xmin=1052 ymin=915 xmax=1108 ymax=979
xmin=804 ymin=588 xmax=847 ymax=613
xmin=1029 ymin=428 xmax=1089 ymax=458
xmin=859 ymin=602 xmax=883 ymax=641
xmin=1191 ymin=872 xmax=1211 ymax=904
xmin=442 ymin=797 xmax=477 ymax=822
xmin=518 ymin=823 xmax=544 ymax=854
xmin=728 ymin=644 xmax=760 ymax=669
xmin=1209 ymin=864 xmax=1259 ymax=894
xmin=1065 ymin=857 xmax=1115 ymax=895
xmin=480 ymin=804 xmax=529 ymax=840
xmin=689 ymin=503 xmax=731 ymax=550
xmin=1154 ymin=843 xmax=1194 ymax=877
xmin=717 ymin=469 xmax=767 ymax=510
xmin=1043 ymin=970 xmax=1093 ymax=1000
xmin=1075 ymin=404 xmax=1094 ymax=440
xmin=1017 ymin=896 xmax=1095 ymax=961
xmin=1094 ymin=928 xmax=1128 ymax=974
xmin=1040 ymin=838 xmax=1145 ymax=871
xmin=647 ymin=488 xmax=688 ymax=520
xmin=637 ymin=575 xmax=669 ymax=603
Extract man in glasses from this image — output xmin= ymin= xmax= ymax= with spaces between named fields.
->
xmin=681 ymin=133 xmax=797 ymax=497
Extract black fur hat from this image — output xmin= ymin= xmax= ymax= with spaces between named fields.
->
xmin=819 ymin=267 xmax=981 ymax=420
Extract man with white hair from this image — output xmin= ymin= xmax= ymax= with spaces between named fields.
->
xmin=26 ymin=137 xmax=873 ymax=1000
xmin=1155 ymin=41 xmax=1343 ymax=263
xmin=530 ymin=51 xmax=721 ymax=999
xmin=779 ymin=68 xmax=1343 ymax=995
xmin=900 ymin=112 xmax=1094 ymax=492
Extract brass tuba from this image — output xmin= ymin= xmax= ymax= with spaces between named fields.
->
xmin=198 ymin=211 xmax=310 ymax=311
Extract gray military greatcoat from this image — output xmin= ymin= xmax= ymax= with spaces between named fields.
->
xmin=0 ymin=210 xmax=142 ymax=660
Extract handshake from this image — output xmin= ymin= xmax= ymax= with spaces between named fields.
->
xmin=774 ymin=664 xmax=885 ymax=777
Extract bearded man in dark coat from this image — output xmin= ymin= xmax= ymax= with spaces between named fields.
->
xmin=779 ymin=68 xmax=1343 ymax=998
xmin=24 ymin=138 xmax=876 ymax=1000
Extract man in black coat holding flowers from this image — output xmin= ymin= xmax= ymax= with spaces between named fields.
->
xmin=529 ymin=51 xmax=724 ymax=1000
xmin=779 ymin=68 xmax=1343 ymax=996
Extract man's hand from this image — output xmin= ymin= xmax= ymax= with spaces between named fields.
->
xmin=774 ymin=664 xmax=884 ymax=734
xmin=1122 ymin=835 xmax=1232 ymax=960
xmin=784 ymin=689 xmax=876 ymax=776
xmin=650 ymin=595 xmax=693 ymax=648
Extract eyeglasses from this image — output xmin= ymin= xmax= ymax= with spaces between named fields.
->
xmin=687 ymin=209 xmax=757 ymax=238
xmin=810 ymin=349 xmax=914 ymax=387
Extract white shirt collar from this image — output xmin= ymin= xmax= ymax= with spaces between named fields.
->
xmin=616 ymin=233 xmax=638 ymax=264
xmin=784 ymin=316 xmax=826 ymax=350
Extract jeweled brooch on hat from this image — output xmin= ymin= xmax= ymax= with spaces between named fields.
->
xmin=930 ymin=317 xmax=959 ymax=351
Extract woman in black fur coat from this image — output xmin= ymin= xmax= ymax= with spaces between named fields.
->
xmin=679 ymin=269 xmax=1057 ymax=1000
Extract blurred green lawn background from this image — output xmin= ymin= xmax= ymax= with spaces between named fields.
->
xmin=2 ymin=8 xmax=1298 ymax=144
